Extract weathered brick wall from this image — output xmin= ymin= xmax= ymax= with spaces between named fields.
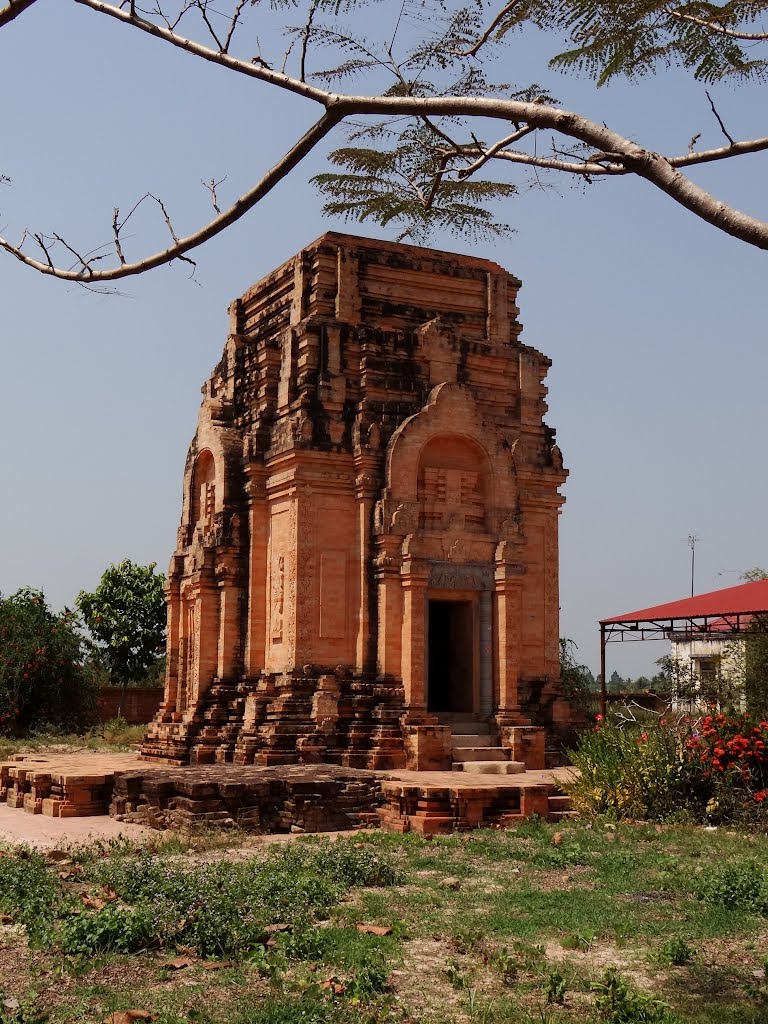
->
xmin=97 ymin=687 xmax=164 ymax=724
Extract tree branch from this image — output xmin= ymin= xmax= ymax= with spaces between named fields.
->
xmin=0 ymin=0 xmax=38 ymax=28
xmin=447 ymin=0 xmax=524 ymax=58
xmin=706 ymin=89 xmax=735 ymax=146
xmin=330 ymin=94 xmax=768 ymax=249
xmin=0 ymin=110 xmax=343 ymax=281
xmin=670 ymin=10 xmax=768 ymax=42
xmin=72 ymin=0 xmax=335 ymax=105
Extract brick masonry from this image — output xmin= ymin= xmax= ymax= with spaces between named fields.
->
xmin=142 ymin=233 xmax=575 ymax=771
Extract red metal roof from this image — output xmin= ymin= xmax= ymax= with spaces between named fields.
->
xmin=600 ymin=579 xmax=768 ymax=625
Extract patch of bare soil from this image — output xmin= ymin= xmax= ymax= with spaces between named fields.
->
xmin=389 ymin=938 xmax=470 ymax=1021
xmin=545 ymin=940 xmax=662 ymax=992
xmin=0 ymin=936 xmax=29 ymax=1000
xmin=527 ymin=866 xmax=595 ymax=892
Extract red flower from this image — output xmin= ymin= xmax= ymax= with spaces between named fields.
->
xmin=595 ymin=714 xmax=604 ymax=722
xmin=755 ymin=791 xmax=767 ymax=803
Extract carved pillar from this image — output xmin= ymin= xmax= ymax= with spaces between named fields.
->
xmin=375 ymin=536 xmax=402 ymax=678
xmin=400 ymin=557 xmax=428 ymax=710
xmin=193 ymin=569 xmax=219 ymax=705
xmin=163 ymin=572 xmax=181 ymax=713
xmin=355 ymin=469 xmax=378 ymax=674
xmin=479 ymin=589 xmax=493 ymax=718
xmin=216 ymin=565 xmax=239 ymax=680
xmin=244 ymin=470 xmax=267 ymax=676
xmin=494 ymin=557 xmax=524 ymax=721
xmin=293 ymin=484 xmax=316 ymax=666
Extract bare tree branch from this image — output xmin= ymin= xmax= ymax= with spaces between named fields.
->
xmin=455 ymin=125 xmax=535 ymax=178
xmin=222 ymin=0 xmax=247 ymax=54
xmin=0 ymin=0 xmax=38 ymax=28
xmin=670 ymin=10 xmax=768 ymax=42
xmin=112 ymin=207 xmax=127 ymax=264
xmin=202 ymin=175 xmax=226 ymax=214
xmin=706 ymin=89 xmax=735 ymax=146
xmin=0 ymin=110 xmax=342 ymax=281
xmin=448 ymin=0 xmax=524 ymax=58
xmin=73 ymin=0 xmax=334 ymax=105
xmin=451 ymin=132 xmax=768 ymax=178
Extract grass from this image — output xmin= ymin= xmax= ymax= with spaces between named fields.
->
xmin=1 ymin=820 xmax=768 ymax=1022
xmin=0 ymin=719 xmax=147 ymax=758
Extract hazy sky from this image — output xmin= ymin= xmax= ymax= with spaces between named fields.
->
xmin=2 ymin=3 xmax=767 ymax=678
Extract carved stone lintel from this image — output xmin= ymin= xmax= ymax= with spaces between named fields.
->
xmin=428 ymin=562 xmax=494 ymax=591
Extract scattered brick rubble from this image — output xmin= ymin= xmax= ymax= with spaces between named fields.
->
xmin=110 ymin=764 xmax=383 ymax=832
xmin=0 ymin=754 xmax=140 ymax=818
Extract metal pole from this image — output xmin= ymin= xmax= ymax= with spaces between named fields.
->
xmin=600 ymin=623 xmax=607 ymax=719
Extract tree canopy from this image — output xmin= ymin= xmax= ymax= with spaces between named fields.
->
xmin=77 ymin=561 xmax=166 ymax=709
xmin=0 ymin=588 xmax=94 ymax=734
xmin=1 ymin=0 xmax=768 ymax=282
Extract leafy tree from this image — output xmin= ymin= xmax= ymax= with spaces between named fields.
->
xmin=2 ymin=0 xmax=768 ymax=283
xmin=560 ymin=637 xmax=596 ymax=707
xmin=77 ymin=561 xmax=166 ymax=716
xmin=0 ymin=588 xmax=94 ymax=734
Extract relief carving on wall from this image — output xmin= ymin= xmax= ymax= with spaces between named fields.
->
xmin=271 ymin=555 xmax=285 ymax=641
xmin=419 ymin=466 xmax=485 ymax=533
xmin=428 ymin=562 xmax=493 ymax=591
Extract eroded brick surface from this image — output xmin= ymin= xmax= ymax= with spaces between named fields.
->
xmin=111 ymin=763 xmax=382 ymax=831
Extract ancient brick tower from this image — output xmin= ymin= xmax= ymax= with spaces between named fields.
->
xmin=141 ymin=233 xmax=571 ymax=770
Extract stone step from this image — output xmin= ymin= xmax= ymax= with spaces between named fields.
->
xmin=549 ymin=810 xmax=579 ymax=821
xmin=547 ymin=794 xmax=572 ymax=811
xmin=451 ymin=733 xmax=494 ymax=748
xmin=452 ymin=760 xmax=526 ymax=774
xmin=450 ymin=722 xmax=491 ymax=736
xmin=452 ymin=746 xmax=508 ymax=762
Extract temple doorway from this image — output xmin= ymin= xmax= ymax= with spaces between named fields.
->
xmin=427 ymin=599 xmax=476 ymax=713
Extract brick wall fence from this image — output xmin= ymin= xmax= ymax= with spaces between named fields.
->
xmin=96 ymin=687 xmax=163 ymax=724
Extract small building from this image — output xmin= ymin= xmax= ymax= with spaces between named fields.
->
xmin=668 ymin=618 xmax=747 ymax=710
xmin=142 ymin=233 xmax=574 ymax=770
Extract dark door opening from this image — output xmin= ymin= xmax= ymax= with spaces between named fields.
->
xmin=427 ymin=600 xmax=475 ymax=713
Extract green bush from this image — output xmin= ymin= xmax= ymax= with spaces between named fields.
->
xmin=695 ymin=861 xmax=768 ymax=914
xmin=566 ymin=711 xmax=768 ymax=825
xmin=591 ymin=969 xmax=678 ymax=1023
xmin=565 ymin=717 xmax=690 ymax=820
xmin=0 ymin=588 xmax=95 ymax=734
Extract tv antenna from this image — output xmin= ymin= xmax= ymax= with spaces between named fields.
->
xmin=688 ymin=534 xmax=700 ymax=597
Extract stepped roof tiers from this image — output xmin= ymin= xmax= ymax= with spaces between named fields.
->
xmin=141 ymin=233 xmax=573 ymax=771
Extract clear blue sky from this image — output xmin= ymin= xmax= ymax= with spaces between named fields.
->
xmin=2 ymin=3 xmax=767 ymax=678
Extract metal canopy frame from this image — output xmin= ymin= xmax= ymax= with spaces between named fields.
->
xmin=597 ymin=604 xmax=768 ymax=718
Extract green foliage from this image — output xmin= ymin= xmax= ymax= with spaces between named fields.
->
xmin=591 ymin=968 xmax=677 ymax=1022
xmin=541 ymin=1 xmax=768 ymax=85
xmin=565 ymin=717 xmax=691 ymax=820
xmin=0 ymin=588 xmax=95 ymax=734
xmin=559 ymin=638 xmax=596 ymax=706
xmin=657 ymin=937 xmax=694 ymax=966
xmin=313 ymin=123 xmax=518 ymax=244
xmin=695 ymin=861 xmax=768 ymax=913
xmin=77 ymin=560 xmax=166 ymax=687
xmin=545 ymin=969 xmax=567 ymax=1004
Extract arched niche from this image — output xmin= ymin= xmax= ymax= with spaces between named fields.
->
xmin=191 ymin=449 xmax=216 ymax=529
xmin=384 ymin=383 xmax=516 ymax=513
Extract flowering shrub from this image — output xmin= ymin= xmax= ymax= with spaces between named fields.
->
xmin=565 ymin=714 xmax=691 ymax=820
xmin=568 ymin=710 xmax=768 ymax=826
xmin=686 ymin=712 xmax=768 ymax=823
